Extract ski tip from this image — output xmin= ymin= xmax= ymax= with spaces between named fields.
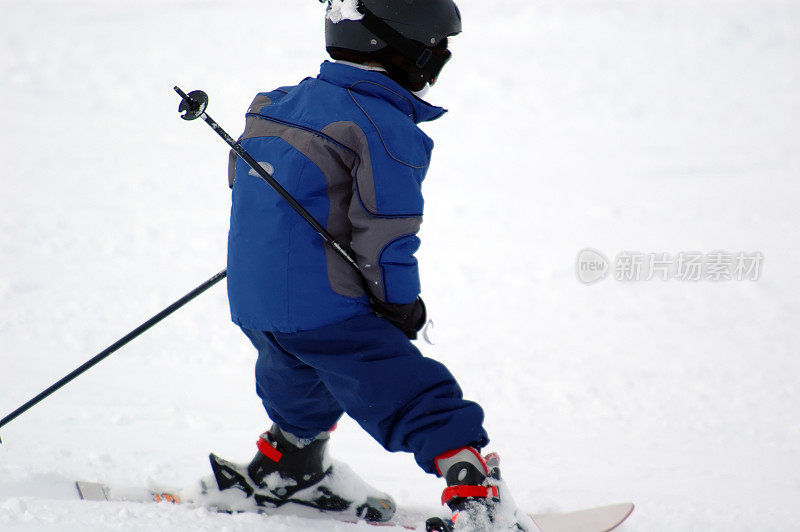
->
xmin=614 ymin=502 xmax=635 ymax=515
xmin=591 ymin=502 xmax=634 ymax=531
xmin=609 ymin=503 xmax=635 ymax=532
xmin=530 ymin=502 xmax=635 ymax=532
xmin=622 ymin=502 xmax=635 ymax=517
xmin=75 ymin=481 xmax=109 ymax=502
xmin=598 ymin=502 xmax=635 ymax=532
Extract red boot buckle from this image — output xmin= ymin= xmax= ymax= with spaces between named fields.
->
xmin=256 ymin=436 xmax=283 ymax=462
xmin=441 ymin=485 xmax=499 ymax=505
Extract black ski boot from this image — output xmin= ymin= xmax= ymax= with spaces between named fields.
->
xmin=209 ymin=424 xmax=395 ymax=522
xmin=425 ymin=448 xmax=537 ymax=531
xmin=246 ymin=424 xmax=330 ymax=500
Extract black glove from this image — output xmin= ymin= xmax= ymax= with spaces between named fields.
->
xmin=370 ymin=297 xmax=427 ymax=340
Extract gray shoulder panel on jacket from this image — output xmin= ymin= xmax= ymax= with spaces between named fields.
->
xmin=322 ymin=121 xmax=378 ymax=214
xmin=347 ymin=206 xmax=422 ymax=301
xmin=234 ymin=115 xmax=421 ymax=302
xmin=239 ymin=116 xmax=364 ymax=298
xmin=324 ymin=121 xmax=422 ymax=301
xmin=247 ymin=94 xmax=272 ymax=114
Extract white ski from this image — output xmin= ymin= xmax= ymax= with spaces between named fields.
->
xmin=76 ymin=480 xmax=633 ymax=531
xmin=532 ymin=503 xmax=634 ymax=532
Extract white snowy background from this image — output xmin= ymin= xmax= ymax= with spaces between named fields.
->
xmin=2 ymin=0 xmax=799 ymax=530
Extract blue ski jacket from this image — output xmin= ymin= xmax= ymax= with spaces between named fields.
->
xmin=227 ymin=61 xmax=446 ymax=332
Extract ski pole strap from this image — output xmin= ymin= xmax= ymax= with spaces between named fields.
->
xmin=441 ymin=485 xmax=499 ymax=505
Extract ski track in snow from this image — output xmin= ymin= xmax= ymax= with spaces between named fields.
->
xmin=2 ymin=1 xmax=799 ymax=530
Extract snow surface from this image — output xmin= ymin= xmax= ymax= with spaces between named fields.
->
xmin=326 ymin=0 xmax=364 ymax=24
xmin=2 ymin=0 xmax=799 ymax=530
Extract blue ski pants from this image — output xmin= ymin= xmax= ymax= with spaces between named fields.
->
xmin=242 ymin=313 xmax=488 ymax=475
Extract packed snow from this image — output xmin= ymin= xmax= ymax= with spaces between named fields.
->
xmin=2 ymin=0 xmax=799 ymax=530
xmin=326 ymin=0 xmax=364 ymax=24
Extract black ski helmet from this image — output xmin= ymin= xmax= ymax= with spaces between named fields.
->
xmin=324 ymin=0 xmax=462 ymax=89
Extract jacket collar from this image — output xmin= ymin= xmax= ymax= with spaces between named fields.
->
xmin=318 ymin=61 xmax=446 ymax=124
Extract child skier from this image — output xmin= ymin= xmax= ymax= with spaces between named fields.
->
xmin=218 ymin=1 xmax=535 ymax=530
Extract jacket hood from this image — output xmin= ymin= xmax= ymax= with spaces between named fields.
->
xmin=318 ymin=61 xmax=446 ymax=124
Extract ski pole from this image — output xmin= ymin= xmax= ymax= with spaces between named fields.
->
xmin=172 ymin=87 xmax=434 ymax=340
xmin=0 ymin=269 xmax=227 ymax=443
xmin=173 ymin=86 xmax=364 ymax=280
